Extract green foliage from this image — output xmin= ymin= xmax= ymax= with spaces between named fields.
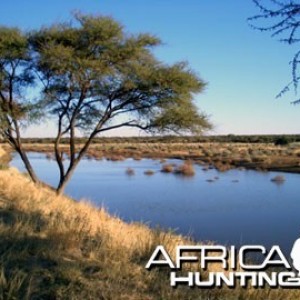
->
xmin=0 ymin=27 xmax=28 ymax=60
xmin=30 ymin=14 xmax=210 ymax=135
xmin=0 ymin=27 xmax=41 ymax=130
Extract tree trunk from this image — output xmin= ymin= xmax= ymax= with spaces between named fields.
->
xmin=55 ymin=130 xmax=98 ymax=195
xmin=56 ymin=160 xmax=79 ymax=195
xmin=17 ymin=148 xmax=39 ymax=184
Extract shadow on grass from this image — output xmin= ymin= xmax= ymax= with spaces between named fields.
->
xmin=0 ymin=206 xmax=107 ymax=300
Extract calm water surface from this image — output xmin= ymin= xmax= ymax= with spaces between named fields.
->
xmin=11 ymin=152 xmax=300 ymax=254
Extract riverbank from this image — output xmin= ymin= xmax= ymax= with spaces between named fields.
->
xmin=4 ymin=140 xmax=300 ymax=174
xmin=0 ymin=150 xmax=300 ymax=298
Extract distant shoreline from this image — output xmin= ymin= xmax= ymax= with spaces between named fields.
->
xmin=4 ymin=139 xmax=300 ymax=174
xmin=2 ymin=134 xmax=300 ymax=144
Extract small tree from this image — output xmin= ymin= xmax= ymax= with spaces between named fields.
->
xmin=0 ymin=27 xmax=40 ymax=182
xmin=1 ymin=14 xmax=211 ymax=195
xmin=249 ymin=0 xmax=300 ymax=103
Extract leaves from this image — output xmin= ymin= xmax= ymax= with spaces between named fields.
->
xmin=29 ymin=14 xmax=210 ymax=135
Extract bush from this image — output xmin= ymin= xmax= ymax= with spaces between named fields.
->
xmin=161 ymin=164 xmax=174 ymax=173
xmin=144 ymin=170 xmax=155 ymax=176
xmin=174 ymin=161 xmax=195 ymax=176
xmin=274 ymin=136 xmax=290 ymax=146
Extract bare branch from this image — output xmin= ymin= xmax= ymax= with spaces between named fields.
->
xmin=249 ymin=0 xmax=300 ymax=101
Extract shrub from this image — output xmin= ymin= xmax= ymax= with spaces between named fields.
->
xmin=144 ymin=170 xmax=155 ymax=176
xmin=161 ymin=164 xmax=174 ymax=173
xmin=174 ymin=161 xmax=195 ymax=176
xmin=274 ymin=136 xmax=290 ymax=146
xmin=108 ymin=155 xmax=125 ymax=161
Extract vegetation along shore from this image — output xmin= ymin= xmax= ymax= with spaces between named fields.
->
xmin=4 ymin=135 xmax=300 ymax=175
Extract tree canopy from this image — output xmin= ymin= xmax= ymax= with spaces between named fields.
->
xmin=249 ymin=0 xmax=300 ymax=103
xmin=0 ymin=14 xmax=211 ymax=194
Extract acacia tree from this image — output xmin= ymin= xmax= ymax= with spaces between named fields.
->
xmin=0 ymin=27 xmax=40 ymax=182
xmin=1 ymin=14 xmax=211 ymax=195
xmin=249 ymin=0 xmax=300 ymax=103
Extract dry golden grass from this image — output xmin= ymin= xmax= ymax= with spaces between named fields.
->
xmin=0 ymin=168 xmax=176 ymax=253
xmin=0 ymin=162 xmax=204 ymax=299
xmin=0 ymin=147 xmax=6 ymax=158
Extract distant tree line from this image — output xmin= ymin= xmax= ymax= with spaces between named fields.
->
xmin=3 ymin=134 xmax=299 ymax=145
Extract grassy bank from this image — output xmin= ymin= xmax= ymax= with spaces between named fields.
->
xmin=0 ymin=151 xmax=300 ymax=299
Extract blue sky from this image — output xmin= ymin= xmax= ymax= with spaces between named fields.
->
xmin=2 ymin=0 xmax=299 ymax=135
